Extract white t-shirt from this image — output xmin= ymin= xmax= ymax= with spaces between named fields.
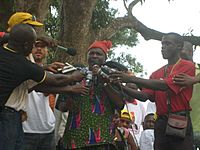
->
xmin=146 ymin=101 xmax=156 ymax=116
xmin=139 ymin=129 xmax=154 ymax=150
xmin=5 ymin=80 xmax=38 ymax=111
xmin=123 ymin=99 xmax=146 ymax=143
xmin=23 ymin=91 xmax=55 ymax=133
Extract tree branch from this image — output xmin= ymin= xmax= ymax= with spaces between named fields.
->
xmin=95 ymin=16 xmax=133 ymax=40
xmin=97 ymin=0 xmax=200 ymax=46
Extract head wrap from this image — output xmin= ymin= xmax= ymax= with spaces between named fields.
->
xmin=88 ymin=40 xmax=112 ymax=54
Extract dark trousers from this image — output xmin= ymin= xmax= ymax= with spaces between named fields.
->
xmin=23 ymin=131 xmax=56 ymax=150
xmin=154 ymin=115 xmax=193 ymax=150
xmin=0 ymin=107 xmax=24 ymax=150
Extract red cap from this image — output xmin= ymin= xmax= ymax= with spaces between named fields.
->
xmin=88 ymin=40 xmax=112 ymax=54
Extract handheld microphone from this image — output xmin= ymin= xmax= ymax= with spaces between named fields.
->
xmin=56 ymin=45 xmax=77 ymax=56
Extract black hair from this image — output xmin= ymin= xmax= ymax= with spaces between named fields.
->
xmin=144 ymin=113 xmax=154 ymax=120
xmin=165 ymin=32 xmax=184 ymax=50
xmin=8 ymin=24 xmax=36 ymax=55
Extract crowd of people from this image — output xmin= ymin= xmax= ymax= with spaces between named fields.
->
xmin=0 ymin=11 xmax=200 ymax=150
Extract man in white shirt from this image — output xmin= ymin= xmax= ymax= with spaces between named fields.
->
xmin=22 ymin=38 xmax=59 ymax=150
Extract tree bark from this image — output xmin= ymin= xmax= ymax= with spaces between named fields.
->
xmin=58 ymin=0 xmax=97 ymax=65
xmin=2 ymin=0 xmax=200 ymax=64
xmin=0 ymin=0 xmax=14 ymax=31
xmin=14 ymin=0 xmax=50 ymax=35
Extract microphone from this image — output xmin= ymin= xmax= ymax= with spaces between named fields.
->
xmin=56 ymin=45 xmax=77 ymax=56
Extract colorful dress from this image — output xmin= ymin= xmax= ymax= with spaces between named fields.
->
xmin=60 ymin=79 xmax=118 ymax=149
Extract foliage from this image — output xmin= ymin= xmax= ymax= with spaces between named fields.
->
xmin=44 ymin=0 xmax=60 ymax=39
xmin=92 ymin=0 xmax=117 ymax=30
xmin=111 ymin=28 xmax=138 ymax=47
xmin=92 ymin=0 xmax=138 ymax=47
xmin=45 ymin=0 xmax=143 ymax=74
xmin=91 ymin=0 xmax=142 ymax=74
xmin=109 ymin=51 xmax=146 ymax=75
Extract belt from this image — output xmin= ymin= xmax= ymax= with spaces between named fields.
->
xmin=0 ymin=106 xmax=17 ymax=113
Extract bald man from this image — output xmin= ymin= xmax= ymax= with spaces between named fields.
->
xmin=0 ymin=24 xmax=86 ymax=150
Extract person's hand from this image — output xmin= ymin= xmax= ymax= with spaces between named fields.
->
xmin=43 ymin=62 xmax=65 ymax=73
xmin=71 ymin=70 xmax=85 ymax=82
xmin=92 ymin=65 xmax=100 ymax=75
xmin=69 ymin=84 xmax=89 ymax=95
xmin=173 ymin=73 xmax=197 ymax=86
xmin=109 ymin=71 xmax=130 ymax=83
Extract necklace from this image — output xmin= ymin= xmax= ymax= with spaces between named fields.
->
xmin=164 ymin=58 xmax=181 ymax=77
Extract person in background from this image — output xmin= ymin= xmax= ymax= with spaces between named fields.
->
xmin=139 ymin=113 xmax=155 ymax=150
xmin=114 ymin=109 xmax=138 ymax=150
xmin=0 ymin=12 xmax=43 ymax=46
xmin=22 ymin=37 xmax=57 ymax=150
xmin=176 ymin=41 xmax=200 ymax=149
xmin=121 ymin=81 xmax=145 ymax=145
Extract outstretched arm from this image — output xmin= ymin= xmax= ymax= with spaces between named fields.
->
xmin=109 ymin=72 xmax=168 ymax=91
xmin=41 ymin=70 xmax=85 ymax=86
xmin=30 ymin=83 xmax=89 ymax=95
xmin=122 ymin=85 xmax=154 ymax=102
xmin=103 ymin=83 xmax=124 ymax=110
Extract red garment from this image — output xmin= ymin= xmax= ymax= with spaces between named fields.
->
xmin=143 ymin=59 xmax=195 ymax=115
xmin=0 ymin=32 xmax=5 ymax=37
xmin=88 ymin=40 xmax=112 ymax=54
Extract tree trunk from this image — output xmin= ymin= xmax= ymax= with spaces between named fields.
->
xmin=58 ymin=0 xmax=97 ymax=65
xmin=0 ymin=0 xmax=14 ymax=31
xmin=14 ymin=0 xmax=51 ymax=35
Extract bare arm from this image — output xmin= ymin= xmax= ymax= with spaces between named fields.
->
xmin=127 ymin=133 xmax=138 ymax=150
xmin=103 ymin=83 xmax=124 ymax=110
xmin=110 ymin=72 xmax=168 ymax=91
xmin=31 ymin=83 xmax=89 ymax=95
xmin=129 ymin=77 xmax=168 ymax=91
xmin=41 ymin=70 xmax=85 ymax=86
xmin=122 ymin=85 xmax=154 ymax=102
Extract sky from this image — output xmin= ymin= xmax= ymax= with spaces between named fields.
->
xmin=110 ymin=0 xmax=200 ymax=77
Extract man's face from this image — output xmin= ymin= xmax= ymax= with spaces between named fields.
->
xmin=143 ymin=115 xmax=155 ymax=130
xmin=180 ymin=42 xmax=193 ymax=61
xmin=32 ymin=41 xmax=48 ymax=62
xmin=161 ymin=35 xmax=179 ymax=59
xmin=180 ymin=49 xmax=192 ymax=61
xmin=119 ymin=118 xmax=132 ymax=129
xmin=87 ymin=48 xmax=106 ymax=69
